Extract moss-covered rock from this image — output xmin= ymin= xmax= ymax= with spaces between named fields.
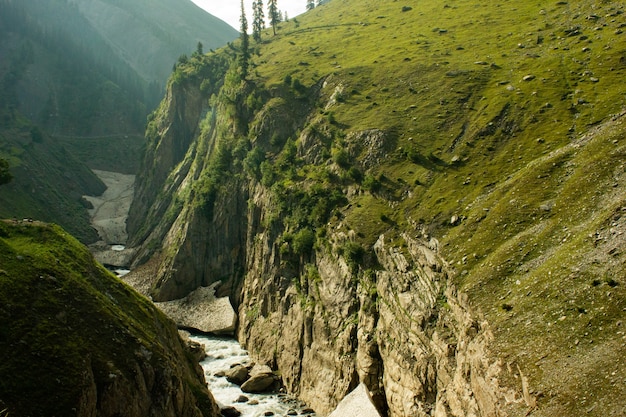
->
xmin=0 ymin=220 xmax=219 ymax=417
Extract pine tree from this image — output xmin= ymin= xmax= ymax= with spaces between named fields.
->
xmin=239 ymin=0 xmax=250 ymax=79
xmin=252 ymin=0 xmax=265 ymax=43
xmin=0 ymin=158 xmax=12 ymax=186
xmin=306 ymin=0 xmax=315 ymax=10
xmin=268 ymin=0 xmax=279 ymax=36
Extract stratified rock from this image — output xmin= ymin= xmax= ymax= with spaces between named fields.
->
xmin=156 ymin=284 xmax=237 ymax=335
xmin=225 ymin=365 xmax=249 ymax=385
xmin=327 ymin=384 xmax=381 ymax=417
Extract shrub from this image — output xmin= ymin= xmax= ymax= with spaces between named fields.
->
xmin=332 ymin=148 xmax=350 ymax=168
xmin=293 ymin=228 xmax=315 ymax=256
xmin=362 ymin=175 xmax=381 ymax=192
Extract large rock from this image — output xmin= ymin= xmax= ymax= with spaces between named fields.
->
xmin=240 ymin=372 xmax=277 ymax=393
xmin=239 ymin=364 xmax=278 ymax=393
xmin=327 ymin=383 xmax=381 ymax=417
xmin=225 ymin=365 xmax=249 ymax=385
xmin=156 ymin=284 xmax=237 ymax=335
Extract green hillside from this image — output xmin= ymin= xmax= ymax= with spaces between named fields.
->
xmin=130 ymin=0 xmax=626 ymax=415
xmin=0 ymin=221 xmax=219 ymax=416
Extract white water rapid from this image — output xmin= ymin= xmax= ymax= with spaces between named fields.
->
xmin=190 ymin=335 xmax=316 ymax=417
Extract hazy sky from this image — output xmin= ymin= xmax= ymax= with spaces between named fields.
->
xmin=190 ymin=0 xmax=307 ymax=30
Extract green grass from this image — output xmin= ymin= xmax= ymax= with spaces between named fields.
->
xmin=0 ymin=221 xmax=215 ymax=416
xmin=251 ymin=1 xmax=625 ymax=413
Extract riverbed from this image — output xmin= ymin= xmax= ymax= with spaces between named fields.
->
xmin=190 ymin=335 xmax=315 ymax=417
xmin=83 ymin=170 xmax=137 ymax=268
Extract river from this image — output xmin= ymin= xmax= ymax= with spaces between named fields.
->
xmin=189 ymin=335 xmax=315 ymax=417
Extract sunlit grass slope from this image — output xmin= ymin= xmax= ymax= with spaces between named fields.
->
xmin=242 ymin=0 xmax=626 ymax=414
xmin=153 ymin=0 xmax=625 ymax=414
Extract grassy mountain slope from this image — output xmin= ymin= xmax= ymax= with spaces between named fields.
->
xmin=0 ymin=120 xmax=106 ymax=243
xmin=130 ymin=0 xmax=625 ymax=415
xmin=269 ymin=1 xmax=626 ymax=412
xmin=0 ymin=220 xmax=219 ymax=416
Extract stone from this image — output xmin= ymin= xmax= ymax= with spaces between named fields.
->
xmin=225 ymin=365 xmax=249 ymax=385
xmin=241 ymin=372 xmax=277 ymax=393
xmin=221 ymin=406 xmax=242 ymax=417
xmin=235 ymin=395 xmax=249 ymax=403
xmin=523 ymin=74 xmax=536 ymax=81
xmin=327 ymin=383 xmax=381 ymax=417
xmin=155 ymin=283 xmax=237 ymax=335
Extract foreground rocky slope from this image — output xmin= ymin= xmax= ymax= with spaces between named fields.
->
xmin=126 ymin=1 xmax=626 ymax=416
xmin=0 ymin=221 xmax=220 ymax=417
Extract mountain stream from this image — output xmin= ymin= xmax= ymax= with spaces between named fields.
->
xmin=189 ymin=335 xmax=315 ymax=417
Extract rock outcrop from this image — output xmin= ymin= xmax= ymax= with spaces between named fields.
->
xmin=156 ymin=284 xmax=237 ymax=335
xmin=327 ymin=383 xmax=381 ymax=417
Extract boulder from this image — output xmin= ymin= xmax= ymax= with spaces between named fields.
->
xmin=327 ymin=383 xmax=381 ymax=417
xmin=240 ymin=365 xmax=277 ymax=393
xmin=156 ymin=283 xmax=237 ymax=335
xmin=220 ymin=406 xmax=242 ymax=417
xmin=225 ymin=365 xmax=249 ymax=385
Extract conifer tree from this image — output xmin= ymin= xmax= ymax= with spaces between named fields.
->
xmin=268 ymin=0 xmax=279 ymax=35
xmin=306 ymin=0 xmax=315 ymax=10
xmin=0 ymin=158 xmax=12 ymax=186
xmin=252 ymin=0 xmax=265 ymax=43
xmin=239 ymin=0 xmax=250 ymax=79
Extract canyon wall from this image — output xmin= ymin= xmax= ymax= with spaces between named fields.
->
xmin=126 ymin=69 xmax=529 ymax=416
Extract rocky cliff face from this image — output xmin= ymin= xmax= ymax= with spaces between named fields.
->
xmin=126 ymin=2 xmax=626 ymax=415
xmin=126 ymin=71 xmax=528 ymax=416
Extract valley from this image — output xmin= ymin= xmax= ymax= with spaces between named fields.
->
xmin=1 ymin=0 xmax=625 ymax=417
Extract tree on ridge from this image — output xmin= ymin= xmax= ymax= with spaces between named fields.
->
xmin=239 ymin=0 xmax=250 ymax=79
xmin=306 ymin=0 xmax=315 ymax=10
xmin=252 ymin=0 xmax=265 ymax=43
xmin=268 ymin=0 xmax=279 ymax=36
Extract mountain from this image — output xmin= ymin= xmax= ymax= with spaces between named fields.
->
xmin=0 ymin=0 xmax=238 ymax=135
xmin=71 ymin=0 xmax=239 ymax=83
xmin=0 ymin=220 xmax=220 ymax=417
xmin=126 ymin=0 xmax=625 ymax=416
xmin=0 ymin=0 xmax=237 ymax=242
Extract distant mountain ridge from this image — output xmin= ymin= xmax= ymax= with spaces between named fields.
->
xmin=70 ymin=0 xmax=239 ymax=83
xmin=0 ymin=0 xmax=237 ymax=242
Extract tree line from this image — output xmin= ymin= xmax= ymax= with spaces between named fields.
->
xmin=306 ymin=0 xmax=329 ymax=11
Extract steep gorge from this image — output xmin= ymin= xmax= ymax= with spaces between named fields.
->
xmin=126 ymin=1 xmax=626 ymax=416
